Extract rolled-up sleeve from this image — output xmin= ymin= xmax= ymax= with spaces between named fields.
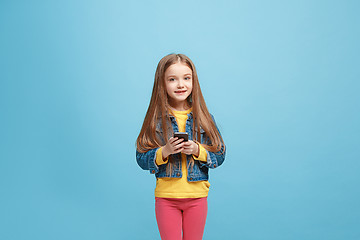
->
xmin=199 ymin=145 xmax=226 ymax=169
xmin=193 ymin=143 xmax=208 ymax=162
xmin=155 ymin=147 xmax=169 ymax=166
xmin=136 ymin=148 xmax=160 ymax=174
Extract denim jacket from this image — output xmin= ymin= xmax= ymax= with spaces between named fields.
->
xmin=136 ymin=112 xmax=225 ymax=182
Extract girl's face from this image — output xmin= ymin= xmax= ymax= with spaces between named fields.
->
xmin=164 ymin=62 xmax=193 ymax=109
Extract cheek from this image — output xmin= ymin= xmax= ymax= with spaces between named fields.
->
xmin=165 ymin=86 xmax=171 ymax=95
xmin=165 ymin=82 xmax=175 ymax=94
xmin=187 ymin=82 xmax=193 ymax=91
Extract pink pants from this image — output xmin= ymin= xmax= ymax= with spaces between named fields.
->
xmin=155 ymin=197 xmax=208 ymax=240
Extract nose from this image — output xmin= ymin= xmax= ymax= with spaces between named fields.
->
xmin=177 ymin=80 xmax=185 ymax=88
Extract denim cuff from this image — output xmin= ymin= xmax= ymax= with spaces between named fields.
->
xmin=148 ymin=148 xmax=160 ymax=174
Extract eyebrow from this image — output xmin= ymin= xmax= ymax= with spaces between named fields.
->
xmin=167 ymin=73 xmax=192 ymax=77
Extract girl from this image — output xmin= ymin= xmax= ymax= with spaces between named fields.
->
xmin=136 ymin=53 xmax=225 ymax=240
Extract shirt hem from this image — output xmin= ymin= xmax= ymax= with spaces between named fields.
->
xmin=154 ymin=192 xmax=209 ymax=198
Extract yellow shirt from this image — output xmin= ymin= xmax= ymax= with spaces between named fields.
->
xmin=154 ymin=108 xmax=210 ymax=198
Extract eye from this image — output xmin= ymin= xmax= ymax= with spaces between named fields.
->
xmin=168 ymin=78 xmax=175 ymax=81
xmin=185 ymin=77 xmax=191 ymax=80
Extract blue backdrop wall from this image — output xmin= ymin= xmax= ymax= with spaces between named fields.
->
xmin=1 ymin=0 xmax=359 ymax=239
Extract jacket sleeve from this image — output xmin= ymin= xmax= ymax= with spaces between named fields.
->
xmin=198 ymin=114 xmax=226 ymax=169
xmin=136 ymin=147 xmax=160 ymax=174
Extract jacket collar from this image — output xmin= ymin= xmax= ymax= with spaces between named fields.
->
xmin=169 ymin=111 xmax=193 ymax=119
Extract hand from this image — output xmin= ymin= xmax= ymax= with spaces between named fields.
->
xmin=181 ymin=140 xmax=199 ymax=157
xmin=162 ymin=137 xmax=185 ymax=159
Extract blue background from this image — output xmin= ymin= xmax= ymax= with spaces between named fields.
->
xmin=1 ymin=0 xmax=359 ymax=239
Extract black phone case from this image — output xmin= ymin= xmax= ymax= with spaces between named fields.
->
xmin=174 ymin=132 xmax=188 ymax=141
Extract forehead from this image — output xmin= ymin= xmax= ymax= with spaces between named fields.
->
xmin=165 ymin=62 xmax=192 ymax=76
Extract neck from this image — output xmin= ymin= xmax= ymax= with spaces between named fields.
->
xmin=168 ymin=100 xmax=191 ymax=111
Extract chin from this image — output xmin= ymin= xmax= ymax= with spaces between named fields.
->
xmin=177 ymin=96 xmax=190 ymax=101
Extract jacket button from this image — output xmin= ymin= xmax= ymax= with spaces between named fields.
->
xmin=152 ymin=170 xmax=155 ymax=173
xmin=190 ymin=177 xmax=193 ymax=180
xmin=213 ymin=164 xmax=217 ymax=168
xmin=176 ymin=173 xmax=180 ymax=177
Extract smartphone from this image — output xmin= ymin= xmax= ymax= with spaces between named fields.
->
xmin=174 ymin=132 xmax=188 ymax=142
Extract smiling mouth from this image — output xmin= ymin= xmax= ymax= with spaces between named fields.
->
xmin=175 ymin=90 xmax=187 ymax=94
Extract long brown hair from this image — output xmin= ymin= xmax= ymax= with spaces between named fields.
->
xmin=136 ymin=53 xmax=225 ymax=158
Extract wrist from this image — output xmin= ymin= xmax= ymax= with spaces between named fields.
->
xmin=162 ymin=146 xmax=169 ymax=159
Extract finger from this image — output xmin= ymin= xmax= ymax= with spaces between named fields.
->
xmin=174 ymin=142 xmax=185 ymax=149
xmin=174 ymin=147 xmax=184 ymax=153
xmin=182 ymin=145 xmax=190 ymax=150
xmin=173 ymin=138 xmax=184 ymax=145
xmin=169 ymin=137 xmax=178 ymax=144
